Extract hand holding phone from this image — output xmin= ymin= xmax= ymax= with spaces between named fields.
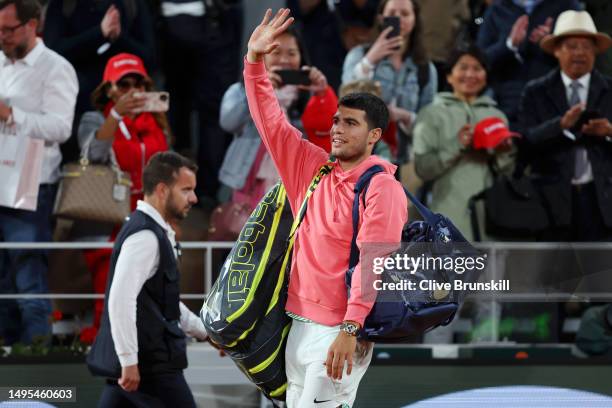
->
xmin=578 ymin=110 xmax=612 ymax=137
xmin=572 ymin=109 xmax=603 ymax=132
xmin=382 ymin=16 xmax=400 ymax=40
xmin=366 ymin=17 xmax=403 ymax=64
xmin=274 ymin=69 xmax=311 ymax=86
xmin=382 ymin=17 xmax=401 ymax=51
xmin=132 ymin=92 xmax=169 ymax=113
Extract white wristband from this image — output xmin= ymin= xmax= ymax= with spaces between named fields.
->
xmin=110 ymin=107 xmax=123 ymax=121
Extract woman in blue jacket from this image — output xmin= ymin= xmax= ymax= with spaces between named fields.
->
xmin=341 ymin=0 xmax=437 ymax=164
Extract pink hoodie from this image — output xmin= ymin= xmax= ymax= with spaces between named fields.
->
xmin=244 ymin=58 xmax=408 ymax=327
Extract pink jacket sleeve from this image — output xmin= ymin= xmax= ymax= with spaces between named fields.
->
xmin=243 ymin=58 xmax=329 ymax=213
xmin=344 ymin=174 xmax=408 ymax=326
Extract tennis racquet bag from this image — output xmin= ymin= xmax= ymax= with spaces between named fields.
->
xmin=201 ymin=165 xmax=332 ymax=403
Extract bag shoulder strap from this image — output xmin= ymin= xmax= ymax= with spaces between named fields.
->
xmin=348 ymin=165 xmax=385 ymax=269
xmin=347 ymin=165 xmax=437 ymax=272
xmin=287 ymin=163 xmax=334 ymax=241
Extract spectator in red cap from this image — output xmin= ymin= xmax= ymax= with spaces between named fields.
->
xmin=413 ymin=46 xmax=515 ymax=241
xmin=43 ymin=0 xmax=156 ymax=164
xmin=76 ymin=52 xmax=169 ymax=332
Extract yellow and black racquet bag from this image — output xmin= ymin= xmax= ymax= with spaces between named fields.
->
xmin=201 ymin=165 xmax=331 ymax=403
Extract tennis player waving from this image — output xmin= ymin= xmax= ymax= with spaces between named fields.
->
xmin=245 ymin=9 xmax=407 ymax=407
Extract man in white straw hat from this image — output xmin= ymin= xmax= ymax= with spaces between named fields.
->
xmin=518 ymin=10 xmax=612 ymax=241
xmin=476 ymin=0 xmax=581 ymax=126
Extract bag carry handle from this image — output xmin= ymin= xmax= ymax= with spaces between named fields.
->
xmin=80 ymin=134 xmax=121 ymax=168
xmin=80 ymin=133 xmax=128 ymax=185
xmin=347 ymin=165 xmax=436 ymax=281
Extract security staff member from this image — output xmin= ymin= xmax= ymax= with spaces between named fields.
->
xmin=87 ymin=151 xmax=208 ymax=407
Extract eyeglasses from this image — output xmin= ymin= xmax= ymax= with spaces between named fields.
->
xmin=116 ymin=76 xmax=146 ymax=90
xmin=0 ymin=22 xmax=26 ymax=37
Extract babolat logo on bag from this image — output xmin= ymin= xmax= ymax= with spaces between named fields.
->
xmin=201 ymin=182 xmax=294 ymax=404
xmin=202 ymin=183 xmax=292 ymax=345
xmin=226 ymin=187 xmax=280 ymax=306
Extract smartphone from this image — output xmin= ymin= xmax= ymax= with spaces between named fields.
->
xmin=382 ymin=16 xmax=401 ymax=40
xmin=573 ymin=109 xmax=603 ymax=131
xmin=275 ymin=69 xmax=311 ymax=86
xmin=133 ymin=92 xmax=169 ymax=113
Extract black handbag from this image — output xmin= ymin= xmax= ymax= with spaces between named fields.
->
xmin=469 ymin=161 xmax=550 ymax=241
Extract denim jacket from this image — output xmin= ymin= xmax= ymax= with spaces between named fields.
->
xmin=341 ymin=44 xmax=437 ymax=113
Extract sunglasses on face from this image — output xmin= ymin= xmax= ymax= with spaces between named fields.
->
xmin=116 ymin=76 xmax=146 ymax=90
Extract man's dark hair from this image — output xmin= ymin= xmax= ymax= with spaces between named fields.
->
xmin=0 ymin=0 xmax=41 ymax=23
xmin=338 ymin=92 xmax=389 ymax=132
xmin=143 ymin=152 xmax=198 ymax=196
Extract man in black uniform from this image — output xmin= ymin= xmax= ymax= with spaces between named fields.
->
xmin=87 ymin=151 xmax=208 ymax=407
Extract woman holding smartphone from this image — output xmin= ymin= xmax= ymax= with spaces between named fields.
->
xmin=76 ymin=53 xmax=169 ymax=332
xmin=412 ymin=46 xmax=514 ymax=241
xmin=341 ymin=0 xmax=437 ymax=163
xmin=218 ymin=26 xmax=337 ymax=210
xmin=79 ymin=53 xmax=170 ymax=209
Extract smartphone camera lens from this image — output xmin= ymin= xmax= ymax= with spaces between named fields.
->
xmin=160 ymin=94 xmax=168 ymax=102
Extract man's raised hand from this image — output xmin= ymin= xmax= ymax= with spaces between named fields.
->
xmin=247 ymin=8 xmax=294 ymax=63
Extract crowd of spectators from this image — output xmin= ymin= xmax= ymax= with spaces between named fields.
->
xmin=1 ymin=0 xmax=612 ymax=345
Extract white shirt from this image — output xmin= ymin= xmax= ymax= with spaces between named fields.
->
xmin=108 ymin=200 xmax=208 ymax=367
xmin=561 ymin=71 xmax=590 ymax=107
xmin=161 ymin=1 xmax=205 ymax=17
xmin=0 ymin=39 xmax=78 ymax=184
xmin=505 ymin=37 xmax=524 ymax=64
xmin=560 ymin=71 xmax=593 ymax=184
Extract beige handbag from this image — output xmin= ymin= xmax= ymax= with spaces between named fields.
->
xmin=53 ymin=140 xmax=132 ymax=224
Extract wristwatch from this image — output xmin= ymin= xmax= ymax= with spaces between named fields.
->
xmin=340 ymin=321 xmax=360 ymax=337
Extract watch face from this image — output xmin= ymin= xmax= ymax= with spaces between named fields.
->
xmin=342 ymin=323 xmax=358 ymax=335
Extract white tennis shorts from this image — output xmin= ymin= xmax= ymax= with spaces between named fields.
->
xmin=285 ymin=319 xmax=373 ymax=408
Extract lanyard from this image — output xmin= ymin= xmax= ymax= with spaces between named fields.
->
xmin=118 ymin=120 xmax=132 ymax=140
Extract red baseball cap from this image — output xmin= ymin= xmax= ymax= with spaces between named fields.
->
xmin=103 ymin=53 xmax=148 ymax=83
xmin=473 ymin=117 xmax=520 ymax=149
